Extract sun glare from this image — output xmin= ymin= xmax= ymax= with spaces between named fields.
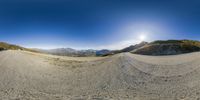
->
xmin=139 ymin=34 xmax=146 ymax=41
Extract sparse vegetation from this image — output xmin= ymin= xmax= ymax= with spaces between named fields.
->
xmin=0 ymin=42 xmax=24 ymax=50
xmin=0 ymin=42 xmax=38 ymax=53
xmin=132 ymin=40 xmax=200 ymax=55
xmin=152 ymin=40 xmax=184 ymax=44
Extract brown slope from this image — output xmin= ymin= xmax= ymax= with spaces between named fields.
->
xmin=0 ymin=42 xmax=38 ymax=52
xmin=132 ymin=40 xmax=200 ymax=55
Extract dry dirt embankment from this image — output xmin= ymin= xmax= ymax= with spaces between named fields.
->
xmin=0 ymin=50 xmax=200 ymax=100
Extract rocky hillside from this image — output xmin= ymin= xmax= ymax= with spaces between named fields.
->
xmin=132 ymin=40 xmax=200 ymax=55
xmin=118 ymin=41 xmax=148 ymax=53
xmin=0 ymin=42 xmax=37 ymax=52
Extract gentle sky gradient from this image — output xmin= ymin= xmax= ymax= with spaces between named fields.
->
xmin=0 ymin=0 xmax=200 ymax=50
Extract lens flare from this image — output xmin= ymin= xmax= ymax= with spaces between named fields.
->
xmin=139 ymin=34 xmax=146 ymax=41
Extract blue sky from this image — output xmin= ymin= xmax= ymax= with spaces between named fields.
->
xmin=0 ymin=0 xmax=200 ymax=50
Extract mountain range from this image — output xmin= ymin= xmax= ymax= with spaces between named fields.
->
xmin=37 ymin=48 xmax=97 ymax=57
xmin=1 ymin=39 xmax=200 ymax=56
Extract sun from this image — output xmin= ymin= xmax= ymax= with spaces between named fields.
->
xmin=139 ymin=34 xmax=146 ymax=41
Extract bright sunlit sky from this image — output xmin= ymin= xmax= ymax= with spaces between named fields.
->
xmin=0 ymin=0 xmax=200 ymax=50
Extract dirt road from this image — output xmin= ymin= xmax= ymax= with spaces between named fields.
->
xmin=0 ymin=50 xmax=200 ymax=100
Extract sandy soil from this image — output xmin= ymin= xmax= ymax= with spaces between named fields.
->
xmin=0 ymin=50 xmax=200 ymax=100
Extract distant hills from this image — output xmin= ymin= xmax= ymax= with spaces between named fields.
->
xmin=36 ymin=41 xmax=148 ymax=57
xmin=1 ymin=39 xmax=200 ymax=56
xmin=38 ymin=48 xmax=97 ymax=57
xmin=96 ymin=49 xmax=111 ymax=56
